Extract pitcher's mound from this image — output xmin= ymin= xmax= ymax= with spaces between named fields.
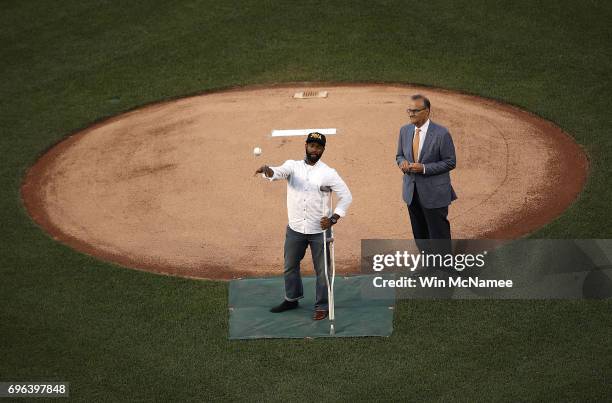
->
xmin=21 ymin=84 xmax=587 ymax=279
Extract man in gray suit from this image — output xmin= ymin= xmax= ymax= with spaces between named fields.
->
xmin=396 ymin=94 xmax=457 ymax=240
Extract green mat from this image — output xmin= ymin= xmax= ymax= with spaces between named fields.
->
xmin=228 ymin=275 xmax=395 ymax=339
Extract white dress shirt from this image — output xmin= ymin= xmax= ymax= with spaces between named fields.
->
xmin=268 ymin=159 xmax=352 ymax=234
xmin=415 ymin=119 xmax=430 ymax=161
xmin=415 ymin=119 xmax=430 ymax=174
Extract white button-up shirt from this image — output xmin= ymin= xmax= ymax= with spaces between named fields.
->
xmin=415 ymin=119 xmax=430 ymax=162
xmin=268 ymin=159 xmax=352 ymax=234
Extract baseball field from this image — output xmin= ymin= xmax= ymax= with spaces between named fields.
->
xmin=2 ymin=0 xmax=611 ymax=401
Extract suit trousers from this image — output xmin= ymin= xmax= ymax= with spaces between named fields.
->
xmin=283 ymin=226 xmax=332 ymax=309
xmin=408 ymin=185 xmax=451 ymax=240
xmin=408 ymin=185 xmax=454 ymax=296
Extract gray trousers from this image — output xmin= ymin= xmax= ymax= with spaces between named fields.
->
xmin=283 ymin=226 xmax=331 ymax=309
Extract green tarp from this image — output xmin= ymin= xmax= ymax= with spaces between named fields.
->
xmin=228 ymin=275 xmax=395 ymax=339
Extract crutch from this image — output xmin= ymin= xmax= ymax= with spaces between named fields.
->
xmin=320 ymin=186 xmax=336 ymax=336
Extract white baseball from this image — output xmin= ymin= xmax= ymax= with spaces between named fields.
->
xmin=253 ymin=147 xmax=262 ymax=156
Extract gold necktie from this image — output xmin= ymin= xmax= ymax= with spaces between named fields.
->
xmin=412 ymin=128 xmax=421 ymax=162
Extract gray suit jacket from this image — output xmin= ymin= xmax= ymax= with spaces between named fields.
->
xmin=396 ymin=121 xmax=457 ymax=208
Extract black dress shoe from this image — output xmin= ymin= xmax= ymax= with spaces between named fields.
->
xmin=270 ymin=300 xmax=299 ymax=313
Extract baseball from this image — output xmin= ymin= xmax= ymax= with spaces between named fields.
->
xmin=253 ymin=147 xmax=262 ymax=156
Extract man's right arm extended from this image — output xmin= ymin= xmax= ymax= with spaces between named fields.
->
xmin=254 ymin=160 xmax=293 ymax=180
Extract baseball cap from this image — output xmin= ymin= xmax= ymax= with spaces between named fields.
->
xmin=306 ymin=132 xmax=326 ymax=147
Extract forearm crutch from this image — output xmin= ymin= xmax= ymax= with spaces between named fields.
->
xmin=320 ymin=186 xmax=336 ymax=336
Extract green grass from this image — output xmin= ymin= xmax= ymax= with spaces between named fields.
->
xmin=1 ymin=0 xmax=611 ymax=400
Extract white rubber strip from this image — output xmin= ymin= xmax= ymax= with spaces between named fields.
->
xmin=271 ymin=128 xmax=337 ymax=137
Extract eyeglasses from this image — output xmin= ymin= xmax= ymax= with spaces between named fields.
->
xmin=406 ymin=107 xmax=427 ymax=114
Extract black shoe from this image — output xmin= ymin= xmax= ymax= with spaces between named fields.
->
xmin=270 ymin=300 xmax=299 ymax=313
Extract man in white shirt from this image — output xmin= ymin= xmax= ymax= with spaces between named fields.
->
xmin=254 ymin=132 xmax=352 ymax=321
